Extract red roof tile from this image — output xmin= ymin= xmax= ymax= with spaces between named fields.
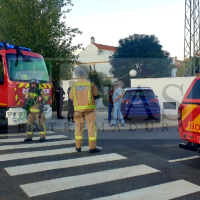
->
xmin=93 ymin=43 xmax=117 ymax=51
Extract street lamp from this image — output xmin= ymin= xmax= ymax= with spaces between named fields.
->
xmin=129 ymin=70 xmax=137 ymax=88
xmin=129 ymin=70 xmax=137 ymax=77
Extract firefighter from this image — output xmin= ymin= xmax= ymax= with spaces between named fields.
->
xmin=55 ymin=80 xmax=65 ymax=119
xmin=69 ymin=65 xmax=100 ymax=153
xmin=24 ymin=78 xmax=50 ymax=142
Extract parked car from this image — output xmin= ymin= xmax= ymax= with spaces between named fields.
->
xmin=121 ymin=87 xmax=160 ymax=122
xmin=178 ymin=77 xmax=200 ymax=152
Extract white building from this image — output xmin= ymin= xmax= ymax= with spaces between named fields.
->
xmin=73 ymin=37 xmax=117 ymax=80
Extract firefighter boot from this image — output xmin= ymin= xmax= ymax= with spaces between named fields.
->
xmin=89 ymin=148 xmax=101 ymax=153
xmin=24 ymin=138 xmax=32 ymax=142
xmin=75 ymin=148 xmax=81 ymax=152
xmin=39 ymin=138 xmax=45 ymax=142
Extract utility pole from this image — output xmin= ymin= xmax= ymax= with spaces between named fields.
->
xmin=184 ymin=0 xmax=200 ymax=76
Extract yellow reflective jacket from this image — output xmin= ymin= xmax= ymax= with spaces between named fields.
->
xmin=24 ymin=89 xmax=50 ymax=113
xmin=69 ymin=79 xmax=98 ymax=112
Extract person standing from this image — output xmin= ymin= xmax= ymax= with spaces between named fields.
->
xmin=110 ymin=81 xmax=125 ymax=127
xmin=69 ymin=65 xmax=100 ymax=153
xmin=23 ymin=78 xmax=50 ymax=142
xmin=107 ymin=85 xmax=114 ymax=124
xmin=55 ymin=80 xmax=65 ymax=119
xmin=67 ymin=81 xmax=75 ymax=122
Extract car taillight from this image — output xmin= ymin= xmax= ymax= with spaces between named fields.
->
xmin=150 ymin=99 xmax=158 ymax=103
xmin=178 ymin=104 xmax=183 ymax=125
xmin=122 ymin=100 xmax=131 ymax=104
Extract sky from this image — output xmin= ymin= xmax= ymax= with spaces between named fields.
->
xmin=66 ymin=0 xmax=185 ymax=60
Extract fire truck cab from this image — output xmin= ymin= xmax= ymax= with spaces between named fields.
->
xmin=0 ymin=42 xmax=52 ymax=132
xmin=178 ymin=76 xmax=200 ymax=152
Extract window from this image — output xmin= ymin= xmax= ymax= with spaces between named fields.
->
xmin=98 ymin=49 xmax=103 ymax=55
xmin=124 ymin=90 xmax=155 ymax=99
xmin=186 ymin=80 xmax=200 ymax=99
xmin=6 ymin=54 xmax=49 ymax=82
xmin=0 ymin=55 xmax=4 ymax=84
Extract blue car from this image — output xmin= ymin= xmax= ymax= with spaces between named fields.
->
xmin=121 ymin=87 xmax=161 ymax=122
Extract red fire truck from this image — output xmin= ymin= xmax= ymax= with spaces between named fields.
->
xmin=178 ymin=76 xmax=200 ymax=152
xmin=0 ymin=42 xmax=52 ymax=132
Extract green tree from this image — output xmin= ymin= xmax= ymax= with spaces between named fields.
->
xmin=88 ymin=70 xmax=111 ymax=93
xmin=0 ymin=0 xmax=82 ymax=86
xmin=110 ymin=34 xmax=172 ymax=87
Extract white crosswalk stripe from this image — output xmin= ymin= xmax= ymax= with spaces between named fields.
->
xmin=1 ymin=134 xmax=200 ymax=199
xmin=5 ymin=153 xmax=126 ymax=176
xmin=0 ymin=146 xmax=96 ymax=161
xmin=20 ymin=165 xmax=160 ymax=197
xmin=0 ymin=135 xmax=67 ymax=143
xmin=0 ymin=131 xmax=55 ymax=137
xmin=0 ymin=140 xmax=75 ymax=151
xmin=93 ymin=180 xmax=200 ymax=200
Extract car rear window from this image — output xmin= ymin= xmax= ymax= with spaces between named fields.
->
xmin=124 ymin=90 xmax=155 ymax=99
xmin=186 ymin=79 xmax=200 ymax=99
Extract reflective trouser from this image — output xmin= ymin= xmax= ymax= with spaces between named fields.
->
xmin=74 ymin=111 xmax=97 ymax=149
xmin=26 ymin=113 xmax=46 ymax=139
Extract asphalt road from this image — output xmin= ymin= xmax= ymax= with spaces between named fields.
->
xmin=1 ymin=127 xmax=200 ymax=200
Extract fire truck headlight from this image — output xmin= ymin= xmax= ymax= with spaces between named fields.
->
xmin=8 ymin=112 xmax=15 ymax=119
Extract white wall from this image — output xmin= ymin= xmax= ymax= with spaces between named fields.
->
xmin=131 ymin=77 xmax=196 ymax=115
xmin=62 ymin=80 xmax=77 ymax=101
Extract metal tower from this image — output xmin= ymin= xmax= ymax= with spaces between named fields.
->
xmin=184 ymin=0 xmax=200 ymax=76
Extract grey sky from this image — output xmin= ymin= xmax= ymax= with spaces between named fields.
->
xmin=67 ymin=0 xmax=184 ymax=59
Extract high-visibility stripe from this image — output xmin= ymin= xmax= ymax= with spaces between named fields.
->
xmin=75 ymin=136 xmax=83 ymax=140
xmin=30 ymin=109 xmax=40 ymax=113
xmin=14 ymin=88 xmax=17 ymax=91
xmin=87 ymin=85 xmax=93 ymax=105
xmin=27 ymin=132 xmax=33 ymax=135
xmin=39 ymin=132 xmax=46 ymax=135
xmin=75 ymin=82 xmax=92 ymax=86
xmin=43 ymin=96 xmax=49 ymax=101
xmin=89 ymin=137 xmax=97 ymax=141
xmin=182 ymin=104 xmax=198 ymax=121
xmin=19 ymin=165 xmax=159 ymax=197
xmin=15 ymin=95 xmax=18 ymax=101
xmin=74 ymin=105 xmax=96 ymax=110
xmin=25 ymin=83 xmax=29 ymax=88
xmin=17 ymin=101 xmax=21 ymax=105
xmin=6 ymin=153 xmax=125 ymax=176
xmin=42 ymin=84 xmax=47 ymax=89
xmin=47 ymin=84 xmax=52 ymax=88
xmin=18 ymin=83 xmax=24 ymax=88
xmin=73 ymin=87 xmax=77 ymax=106
xmin=93 ymin=180 xmax=200 ymax=200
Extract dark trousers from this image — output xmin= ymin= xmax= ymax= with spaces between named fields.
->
xmin=108 ymin=103 xmax=113 ymax=122
xmin=56 ymin=99 xmax=63 ymax=117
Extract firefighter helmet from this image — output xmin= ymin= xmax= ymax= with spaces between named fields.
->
xmin=29 ymin=78 xmax=39 ymax=87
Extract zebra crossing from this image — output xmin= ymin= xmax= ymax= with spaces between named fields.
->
xmin=1 ymin=131 xmax=200 ymax=199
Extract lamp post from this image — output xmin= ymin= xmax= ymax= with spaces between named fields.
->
xmin=129 ymin=70 xmax=137 ymax=87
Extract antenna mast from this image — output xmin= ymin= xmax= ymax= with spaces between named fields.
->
xmin=184 ymin=0 xmax=200 ymax=76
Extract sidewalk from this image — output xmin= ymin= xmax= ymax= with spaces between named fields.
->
xmin=45 ymin=109 xmax=178 ymax=132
